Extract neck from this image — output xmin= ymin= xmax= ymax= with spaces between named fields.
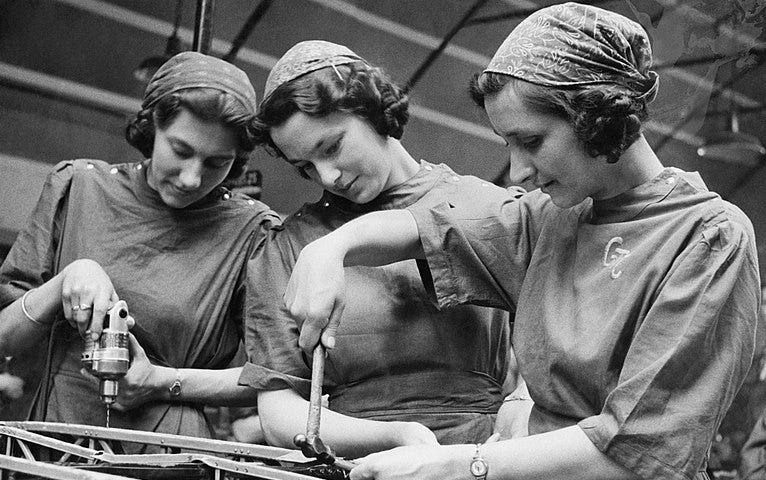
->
xmin=597 ymin=135 xmax=664 ymax=199
xmin=385 ymin=138 xmax=420 ymax=188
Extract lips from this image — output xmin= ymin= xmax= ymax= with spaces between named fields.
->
xmin=335 ymin=177 xmax=356 ymax=192
xmin=538 ymin=180 xmax=555 ymax=193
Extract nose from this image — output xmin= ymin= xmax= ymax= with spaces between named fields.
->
xmin=507 ymin=150 xmax=535 ymax=186
xmin=314 ymin=162 xmax=342 ymax=189
xmin=177 ymin=160 xmax=203 ymax=190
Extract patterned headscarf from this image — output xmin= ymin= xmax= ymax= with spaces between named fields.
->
xmin=143 ymin=51 xmax=258 ymax=114
xmin=263 ymin=40 xmax=365 ymax=100
xmin=485 ymin=2 xmax=659 ymax=102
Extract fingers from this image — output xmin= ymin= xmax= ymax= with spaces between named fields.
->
xmin=73 ymin=301 xmax=94 ymax=339
xmin=321 ymin=298 xmax=345 ymax=350
xmin=298 ymin=319 xmax=325 ymax=353
xmin=349 ymin=459 xmax=376 ymax=480
xmin=485 ymin=432 xmax=501 ymax=444
xmin=59 ymin=259 xmax=117 ymax=339
xmin=79 ymin=368 xmax=99 ymax=385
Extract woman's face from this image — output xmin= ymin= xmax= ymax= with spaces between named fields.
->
xmin=147 ymin=107 xmax=237 ymax=209
xmin=270 ymin=111 xmax=399 ymax=204
xmin=484 ymin=83 xmax=615 ymax=209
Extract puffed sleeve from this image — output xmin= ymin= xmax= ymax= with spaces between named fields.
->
xmin=409 ymin=188 xmax=553 ymax=312
xmin=0 ymin=161 xmax=75 ymax=307
xmin=239 ymin=224 xmax=312 ymax=398
xmin=579 ymin=218 xmax=760 ymax=480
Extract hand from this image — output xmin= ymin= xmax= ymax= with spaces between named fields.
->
xmin=350 ymin=444 xmax=463 ymax=480
xmin=81 ymin=333 xmax=160 ymax=411
xmin=391 ymin=421 xmax=439 ymax=447
xmin=112 ymin=333 xmax=162 ymax=411
xmin=284 ymin=238 xmax=347 ymax=354
xmin=0 ymin=372 xmax=24 ymax=400
xmin=60 ymin=259 xmax=119 ymax=339
xmin=495 ymin=397 xmax=533 ymax=439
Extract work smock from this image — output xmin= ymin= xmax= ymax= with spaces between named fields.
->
xmin=240 ymin=161 xmax=515 ymax=444
xmin=0 ymin=159 xmax=280 ymax=439
xmin=409 ymin=167 xmax=760 ymax=479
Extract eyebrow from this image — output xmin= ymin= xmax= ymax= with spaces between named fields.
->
xmin=286 ymin=128 xmax=343 ymax=164
xmin=168 ymin=137 xmax=235 ymax=159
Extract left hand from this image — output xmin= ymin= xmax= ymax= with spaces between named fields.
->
xmin=112 ymin=333 xmax=163 ymax=411
xmin=80 ymin=333 xmax=161 ymax=411
xmin=350 ymin=444 xmax=464 ymax=480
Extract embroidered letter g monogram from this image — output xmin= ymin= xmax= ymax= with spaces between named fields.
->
xmin=603 ymin=237 xmax=631 ymax=279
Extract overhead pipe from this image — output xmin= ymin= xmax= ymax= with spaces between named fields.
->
xmin=406 ymin=0 xmax=490 ymax=92
xmin=223 ymin=0 xmax=274 ymax=62
xmin=192 ymin=0 xmax=215 ymax=53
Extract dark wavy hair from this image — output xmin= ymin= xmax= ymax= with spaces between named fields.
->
xmin=253 ymin=62 xmax=409 ymax=178
xmin=469 ymin=73 xmax=648 ymax=163
xmin=125 ymin=88 xmax=257 ymax=180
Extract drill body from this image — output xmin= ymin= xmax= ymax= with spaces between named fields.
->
xmin=81 ymin=300 xmax=132 ymax=406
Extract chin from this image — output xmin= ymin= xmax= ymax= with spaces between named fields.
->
xmin=548 ymin=194 xmax=582 ymax=209
xmin=161 ymin=191 xmax=195 ymax=209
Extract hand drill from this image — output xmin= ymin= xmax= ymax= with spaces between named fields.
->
xmin=81 ymin=300 xmax=132 ymax=408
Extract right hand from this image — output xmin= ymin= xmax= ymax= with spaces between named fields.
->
xmin=284 ymin=238 xmax=347 ymax=354
xmin=60 ymin=259 xmax=119 ymax=339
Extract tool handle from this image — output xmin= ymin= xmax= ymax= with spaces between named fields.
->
xmin=306 ymin=343 xmax=325 ymax=439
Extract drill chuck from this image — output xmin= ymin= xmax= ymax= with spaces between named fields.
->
xmin=81 ymin=300 xmax=132 ymax=406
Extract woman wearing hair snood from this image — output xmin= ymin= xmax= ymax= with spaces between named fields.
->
xmin=281 ymin=4 xmax=760 ymax=480
xmin=238 ymin=40 xmax=522 ymax=456
xmin=0 ymin=52 xmax=280 ymax=439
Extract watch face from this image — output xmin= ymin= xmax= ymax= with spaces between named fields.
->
xmin=470 ymin=458 xmax=488 ymax=476
xmin=170 ymin=380 xmax=181 ymax=396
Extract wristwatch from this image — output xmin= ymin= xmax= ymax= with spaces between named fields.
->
xmin=470 ymin=444 xmax=489 ymax=480
xmin=168 ymin=370 xmax=182 ymax=397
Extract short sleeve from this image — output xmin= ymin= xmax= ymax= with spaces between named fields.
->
xmin=0 ymin=161 xmax=74 ymax=308
xmin=578 ymin=219 xmax=761 ymax=480
xmin=239 ymin=226 xmax=311 ymax=398
xmin=408 ymin=186 xmax=544 ymax=312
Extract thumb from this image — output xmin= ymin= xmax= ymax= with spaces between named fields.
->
xmin=127 ymin=332 xmax=146 ymax=358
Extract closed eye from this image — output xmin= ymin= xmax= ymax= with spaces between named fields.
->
xmin=323 ymin=136 xmax=342 ymax=157
xmin=520 ymin=137 xmax=541 ymax=151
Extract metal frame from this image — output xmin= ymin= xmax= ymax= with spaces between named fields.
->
xmin=0 ymin=422 xmax=346 ymax=480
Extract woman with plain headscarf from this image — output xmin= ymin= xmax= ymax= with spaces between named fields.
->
xmin=0 ymin=52 xmax=279 ymax=438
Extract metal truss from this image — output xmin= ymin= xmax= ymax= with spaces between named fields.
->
xmin=0 ymin=422 xmax=349 ymax=480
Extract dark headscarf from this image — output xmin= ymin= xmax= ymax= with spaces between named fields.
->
xmin=484 ymin=2 xmax=659 ymax=102
xmin=142 ymin=51 xmax=258 ymax=114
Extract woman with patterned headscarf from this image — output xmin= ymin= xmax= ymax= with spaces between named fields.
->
xmin=240 ymin=39 xmax=520 ymax=456
xmin=0 ymin=52 xmax=280 ymax=439
xmin=281 ymin=3 xmax=760 ymax=479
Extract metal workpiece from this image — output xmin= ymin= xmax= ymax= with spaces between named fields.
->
xmin=0 ymin=422 xmax=351 ymax=480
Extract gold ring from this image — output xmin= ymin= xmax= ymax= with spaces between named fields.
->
xmin=78 ymin=304 xmax=92 ymax=310
xmin=72 ymin=305 xmax=80 ymax=311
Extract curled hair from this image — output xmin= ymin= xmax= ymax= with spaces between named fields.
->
xmin=125 ymin=88 xmax=257 ymax=180
xmin=253 ymin=62 xmax=409 ymax=168
xmin=470 ymin=73 xmax=648 ymax=163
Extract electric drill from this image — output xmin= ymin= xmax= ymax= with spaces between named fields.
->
xmin=81 ymin=300 xmax=132 ymax=406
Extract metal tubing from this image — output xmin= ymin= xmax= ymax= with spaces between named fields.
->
xmin=192 ymin=0 xmax=215 ymax=53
